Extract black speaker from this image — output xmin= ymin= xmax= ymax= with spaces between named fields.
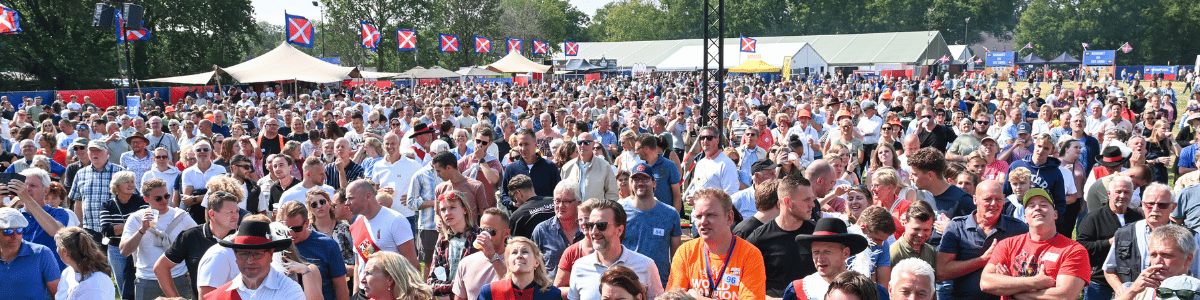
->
xmin=122 ymin=4 xmax=143 ymax=30
xmin=92 ymin=3 xmax=113 ymax=28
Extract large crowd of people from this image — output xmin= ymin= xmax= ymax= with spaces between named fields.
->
xmin=1 ymin=68 xmax=1200 ymax=300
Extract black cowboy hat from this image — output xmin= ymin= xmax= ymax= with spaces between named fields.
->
xmin=794 ymin=218 xmax=870 ymax=254
xmin=217 ymin=220 xmax=292 ymax=252
xmin=408 ymin=122 xmax=435 ymax=139
xmin=1097 ymin=141 xmax=1132 ymax=168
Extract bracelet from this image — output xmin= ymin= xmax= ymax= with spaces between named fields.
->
xmin=301 ymin=268 xmax=311 ymax=275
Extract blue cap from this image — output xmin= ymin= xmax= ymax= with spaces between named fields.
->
xmin=631 ymin=162 xmax=654 ymax=179
xmin=1017 ymin=122 xmax=1033 ymax=135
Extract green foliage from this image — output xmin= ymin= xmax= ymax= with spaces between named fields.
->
xmin=1016 ymin=0 xmax=1200 ymax=65
xmin=0 ymin=0 xmax=257 ymax=90
xmin=317 ymin=0 xmax=435 ymax=72
xmin=590 ymin=0 xmax=667 ymax=42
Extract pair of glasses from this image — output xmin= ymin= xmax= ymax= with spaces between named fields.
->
xmin=74 ymin=146 xmax=85 ymax=151
xmin=478 ymin=228 xmax=497 ymax=236
xmin=289 ymin=224 xmax=306 ymax=233
xmin=2 ymin=228 xmax=24 ymax=236
xmin=582 ymin=221 xmax=609 ymax=231
xmin=475 ymin=139 xmax=490 ymax=146
xmin=1144 ymin=202 xmax=1172 ymax=210
xmin=1157 ymin=288 xmax=1196 ymax=300
xmin=155 ymin=155 xmax=169 ymax=159
xmin=699 ymin=135 xmax=717 ymax=141
xmin=194 ymin=148 xmax=211 ymax=153
xmin=391 ymin=122 xmax=400 ymax=126
xmin=235 ymin=250 xmax=269 ymax=260
xmin=236 ymin=164 xmax=253 ymax=170
xmin=976 ymin=121 xmax=991 ymax=125
xmin=577 ymin=140 xmax=594 ymax=146
xmin=310 ymin=199 xmax=327 ymax=208
xmin=151 ymin=194 xmax=167 ymax=202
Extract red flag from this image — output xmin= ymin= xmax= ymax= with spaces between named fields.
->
xmin=397 ymin=29 xmax=416 ymax=51
xmin=564 ymin=41 xmax=578 ymax=56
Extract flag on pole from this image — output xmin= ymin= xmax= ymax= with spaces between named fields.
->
xmin=115 ymin=9 xmax=148 ymax=43
xmin=123 ymin=22 xmax=150 ymax=42
xmin=564 ymin=41 xmax=578 ymax=56
xmin=939 ymin=55 xmax=950 ymax=64
xmin=474 ymin=35 xmax=490 ymax=53
xmin=974 ymin=58 xmax=983 ymax=64
xmin=1022 ymin=42 xmax=1033 ymax=49
xmin=740 ymin=36 xmax=756 ymax=53
xmin=1120 ymin=42 xmax=1133 ymax=53
xmin=507 ymin=38 xmax=521 ymax=53
xmin=360 ymin=21 xmax=381 ymax=51
xmin=0 ymin=6 xmax=21 ymax=34
xmin=982 ymin=46 xmax=990 ymax=52
xmin=284 ymin=13 xmax=315 ymax=48
xmin=439 ymin=33 xmax=459 ymax=52
xmin=397 ymin=29 xmax=416 ymax=51
xmin=1081 ymin=42 xmax=1089 ymax=49
xmin=532 ymin=39 xmax=548 ymax=55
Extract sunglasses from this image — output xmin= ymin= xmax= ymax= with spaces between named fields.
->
xmin=155 ymin=155 xmax=169 ymax=159
xmin=475 ymin=139 xmax=490 ymax=146
xmin=74 ymin=146 xmax=86 ymax=151
xmin=478 ymin=228 xmax=497 ymax=236
xmin=975 ymin=121 xmax=990 ymax=125
xmin=151 ymin=194 xmax=167 ymax=202
xmin=582 ymin=221 xmax=609 ymax=231
xmin=2 ymin=228 xmax=24 ymax=236
xmin=699 ymin=135 xmax=717 ymax=141
xmin=310 ymin=199 xmax=328 ymax=208
xmin=236 ymin=164 xmax=253 ymax=170
xmin=194 ymin=148 xmax=211 ymax=153
xmin=577 ymin=140 xmax=594 ymax=146
xmin=1158 ymin=288 xmax=1196 ymax=300
xmin=289 ymin=224 xmax=305 ymax=233
xmin=1144 ymin=202 xmax=1173 ymax=210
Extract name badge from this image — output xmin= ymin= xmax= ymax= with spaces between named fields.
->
xmin=1043 ymin=252 xmax=1060 ymax=262
xmin=723 ymin=274 xmax=740 ymax=286
xmin=653 ymin=228 xmax=665 ymax=236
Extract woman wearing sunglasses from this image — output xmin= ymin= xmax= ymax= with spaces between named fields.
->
xmin=304 ymin=188 xmax=355 ymax=273
xmin=428 ymin=190 xmax=480 ymax=298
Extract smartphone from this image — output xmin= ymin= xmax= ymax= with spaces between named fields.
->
xmin=0 ymin=173 xmax=25 ymax=196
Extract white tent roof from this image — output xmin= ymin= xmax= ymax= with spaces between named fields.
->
xmin=657 ymin=43 xmax=817 ymax=71
xmin=948 ymin=45 xmax=972 ymax=61
xmin=144 ymin=43 xmax=361 ymax=84
xmin=486 ymin=52 xmax=551 ymax=73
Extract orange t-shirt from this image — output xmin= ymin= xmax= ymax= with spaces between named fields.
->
xmin=667 ymin=236 xmax=766 ymax=300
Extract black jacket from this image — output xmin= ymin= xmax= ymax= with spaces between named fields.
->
xmin=1076 ymin=205 xmax=1143 ymax=284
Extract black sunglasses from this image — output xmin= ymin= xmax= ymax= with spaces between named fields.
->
xmin=699 ymin=135 xmax=717 ymax=141
xmin=289 ymin=225 xmax=305 ymax=233
xmin=309 ymin=199 xmax=327 ymax=208
xmin=577 ymin=140 xmax=594 ymax=146
xmin=236 ymin=164 xmax=253 ymax=170
xmin=195 ymin=148 xmax=211 ymax=153
xmin=475 ymin=139 xmax=490 ymax=146
xmin=1158 ymin=288 xmax=1195 ymax=300
xmin=151 ymin=194 xmax=167 ymax=202
xmin=155 ymin=155 xmax=169 ymax=159
xmin=1144 ymin=202 xmax=1173 ymax=210
xmin=582 ymin=221 xmax=609 ymax=231
xmin=478 ymin=228 xmax=497 ymax=236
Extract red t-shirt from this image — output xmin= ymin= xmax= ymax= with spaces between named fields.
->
xmin=556 ymin=242 xmax=587 ymax=287
xmin=757 ymin=130 xmax=775 ymax=150
xmin=987 ymin=233 xmax=1091 ymax=300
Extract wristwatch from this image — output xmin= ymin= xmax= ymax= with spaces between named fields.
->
xmin=489 ymin=253 xmax=502 ymax=263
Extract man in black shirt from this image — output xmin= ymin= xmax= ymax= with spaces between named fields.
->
xmin=744 ymin=176 xmax=818 ymax=297
xmin=152 ymin=192 xmax=240 ymax=298
xmin=916 ymin=107 xmax=957 ymax=152
xmin=257 ymin=118 xmax=284 ymax=175
xmin=506 ymin=174 xmax=555 ymax=238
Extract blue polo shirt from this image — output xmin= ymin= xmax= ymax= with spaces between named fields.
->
xmin=0 ymin=240 xmax=61 ymax=300
xmin=937 ymin=211 xmax=1029 ymax=300
xmin=644 ymin=155 xmax=680 ymax=207
xmin=22 ymin=205 xmax=70 ymax=270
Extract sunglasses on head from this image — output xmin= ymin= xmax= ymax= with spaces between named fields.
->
xmin=1158 ymin=288 xmax=1196 ymax=300
xmin=582 ymin=221 xmax=609 ymax=231
xmin=2 ymin=227 xmax=24 ymax=236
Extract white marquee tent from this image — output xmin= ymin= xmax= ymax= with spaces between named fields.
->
xmin=144 ymin=42 xmax=361 ymax=84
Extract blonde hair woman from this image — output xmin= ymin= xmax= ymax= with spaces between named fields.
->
xmin=477 ymin=237 xmax=562 ymax=300
xmin=869 ymin=167 xmax=921 ymax=238
xmin=362 ymin=252 xmax=434 ymax=300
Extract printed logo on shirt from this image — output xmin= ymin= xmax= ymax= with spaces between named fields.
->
xmin=653 ymin=228 xmax=665 ymax=236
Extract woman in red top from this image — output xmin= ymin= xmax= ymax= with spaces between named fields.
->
xmin=37 ymin=132 xmax=69 ymax=166
xmin=478 ymin=237 xmax=562 ymax=300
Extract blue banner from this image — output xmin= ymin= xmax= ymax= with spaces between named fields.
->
xmin=986 ymin=52 xmax=1015 ymax=66
xmin=126 ymin=96 xmax=140 ymax=117
xmin=1083 ymin=50 xmax=1116 ymax=66
xmin=1144 ymin=66 xmax=1177 ymax=75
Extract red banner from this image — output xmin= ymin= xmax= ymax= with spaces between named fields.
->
xmin=513 ymin=77 xmax=529 ymax=86
xmin=57 ymin=90 xmax=116 ymax=109
xmin=584 ymin=73 xmax=601 ymax=83
xmin=345 ymin=80 xmax=394 ymax=89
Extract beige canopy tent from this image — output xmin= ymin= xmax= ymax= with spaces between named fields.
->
xmin=413 ymin=66 xmax=462 ymax=79
xmin=143 ymin=42 xmax=361 ymax=84
xmin=486 ymin=52 xmax=551 ymax=73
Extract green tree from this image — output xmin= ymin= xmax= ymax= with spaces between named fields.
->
xmin=435 ymin=0 xmax=503 ymax=69
xmin=590 ymin=0 xmax=667 ymax=42
xmin=319 ymin=0 xmax=435 ymax=72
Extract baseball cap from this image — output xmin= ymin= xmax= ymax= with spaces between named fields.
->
xmin=796 ymin=109 xmax=813 ymax=119
xmin=751 ymin=159 xmax=779 ymax=173
xmin=861 ymin=100 xmax=877 ymax=111
xmin=1022 ymin=188 xmax=1053 ymax=207
xmin=87 ymin=139 xmax=108 ymax=151
xmin=1017 ymin=122 xmax=1033 ymax=135
xmin=631 ymin=162 xmax=653 ymax=179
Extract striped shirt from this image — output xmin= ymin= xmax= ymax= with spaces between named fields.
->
xmin=100 ymin=195 xmax=148 ymax=242
xmin=68 ymin=162 xmax=126 ymax=231
xmin=406 ymin=165 xmax=441 ymax=231
xmin=324 ymin=161 xmax=364 ymax=191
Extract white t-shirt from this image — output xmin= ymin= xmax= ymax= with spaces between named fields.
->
xmin=197 ymin=241 xmax=239 ymax=289
xmin=355 ymin=207 xmax=415 ymax=279
xmin=56 ymin=268 xmax=116 ymax=300
xmin=277 ymin=184 xmax=336 ymax=208
xmin=121 ymin=207 xmax=195 ymax=279
xmin=685 ymin=153 xmax=740 ymax=197
xmin=184 ymin=164 xmax=228 ymax=207
xmin=371 ymin=157 xmax=424 ymax=217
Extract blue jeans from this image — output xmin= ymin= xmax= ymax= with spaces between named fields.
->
xmin=108 ymin=245 xmax=135 ymax=300
xmin=1086 ymin=282 xmax=1114 ymax=300
xmin=936 ymin=280 xmax=953 ymax=300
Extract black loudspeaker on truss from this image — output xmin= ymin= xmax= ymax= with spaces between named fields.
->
xmin=93 ymin=3 xmax=114 ymax=28
xmin=123 ymin=3 xmax=144 ymax=30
